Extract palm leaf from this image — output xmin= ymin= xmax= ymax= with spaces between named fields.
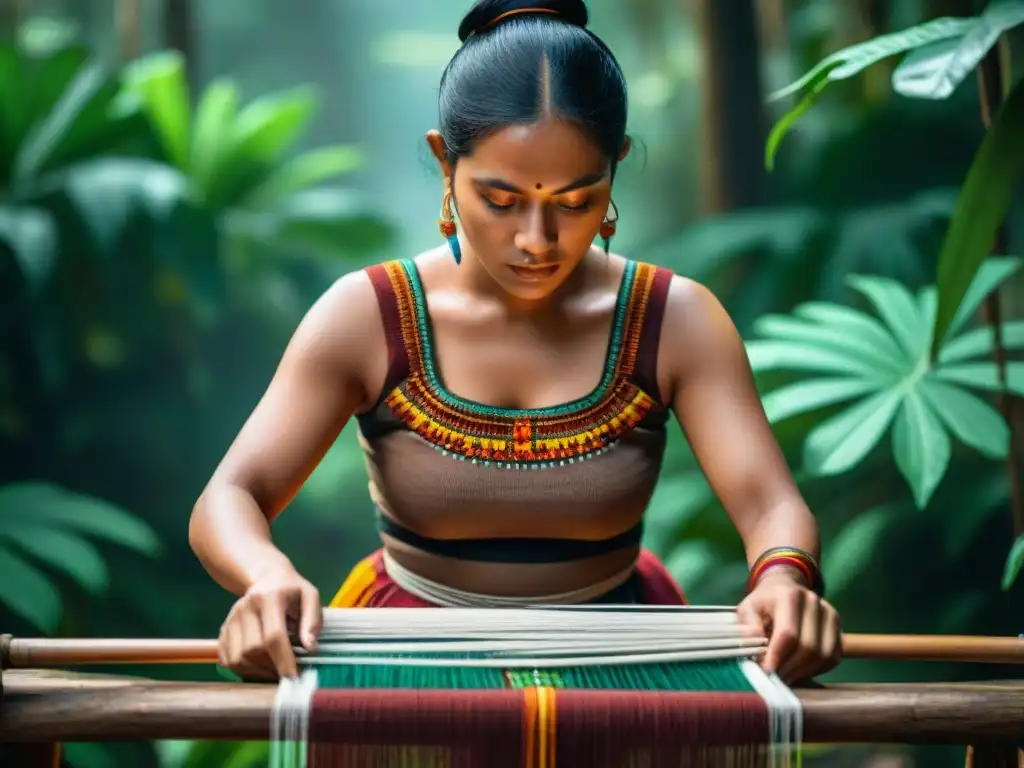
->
xmin=760 ymin=378 xmax=879 ymax=423
xmin=0 ymin=546 xmax=61 ymax=631
xmin=1003 ymin=533 xmax=1024 ymax=590
xmin=891 ymin=391 xmax=951 ymax=508
xmin=803 ymin=389 xmax=904 ymax=475
xmin=748 ymin=265 xmax=1024 ymax=508
xmin=919 ymin=378 xmax=1009 ymax=459
xmin=891 ymin=0 xmax=1024 ymax=99
xmin=765 ymin=17 xmax=976 ymax=168
xmin=121 ymin=50 xmax=192 ymax=169
xmin=931 ymin=77 xmax=1024 ymax=355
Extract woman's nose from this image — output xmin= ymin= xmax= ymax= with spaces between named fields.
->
xmin=513 ymin=205 xmax=556 ymax=257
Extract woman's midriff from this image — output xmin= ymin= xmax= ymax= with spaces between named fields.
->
xmin=380 ymin=535 xmax=641 ymax=598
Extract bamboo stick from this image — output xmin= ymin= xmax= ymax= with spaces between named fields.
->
xmin=1 ymin=670 xmax=1023 ymax=745
xmin=3 ymin=632 xmax=1023 ymax=669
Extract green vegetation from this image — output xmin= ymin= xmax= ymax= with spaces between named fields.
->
xmin=1 ymin=2 xmax=1022 ymax=766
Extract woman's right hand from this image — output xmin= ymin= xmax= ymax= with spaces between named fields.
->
xmin=217 ymin=565 xmax=323 ymax=680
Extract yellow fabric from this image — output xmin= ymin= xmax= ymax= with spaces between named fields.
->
xmin=328 ymin=554 xmax=378 ymax=608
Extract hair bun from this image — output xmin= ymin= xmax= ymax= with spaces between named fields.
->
xmin=458 ymin=0 xmax=589 ymax=43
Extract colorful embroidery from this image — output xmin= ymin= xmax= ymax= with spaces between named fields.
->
xmin=379 ymin=259 xmax=661 ymax=469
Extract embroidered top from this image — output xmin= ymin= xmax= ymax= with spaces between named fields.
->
xmin=356 ymin=258 xmax=674 ymax=563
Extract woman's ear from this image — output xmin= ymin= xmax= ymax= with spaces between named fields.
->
xmin=619 ymin=136 xmax=632 ymax=163
xmin=426 ymin=130 xmax=452 ymax=182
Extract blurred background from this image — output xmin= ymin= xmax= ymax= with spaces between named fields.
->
xmin=1 ymin=0 xmax=1022 ymax=766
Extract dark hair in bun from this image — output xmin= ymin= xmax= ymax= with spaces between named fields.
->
xmin=438 ymin=0 xmax=628 ymax=177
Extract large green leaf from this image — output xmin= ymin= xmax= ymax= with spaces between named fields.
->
xmin=891 ymin=391 xmax=951 ymax=509
xmin=945 ymin=257 xmax=1022 ymax=340
xmin=197 ymin=88 xmax=318 ymax=209
xmin=803 ymin=389 xmax=903 ymax=475
xmin=1002 ymin=533 xmax=1024 ymax=590
xmin=939 ymin=319 xmax=1024 ymax=363
xmin=764 ymin=72 xmax=833 ymax=172
xmin=931 ymin=78 xmax=1024 ymax=357
xmin=759 ymin=378 xmax=878 ymax=423
xmin=845 ymin=275 xmax=926 ymax=359
xmin=232 ymin=87 xmax=317 ymax=163
xmin=60 ymin=157 xmax=189 ymax=257
xmin=0 ymin=546 xmax=62 ymax=631
xmin=891 ymin=0 xmax=1024 ymax=99
xmin=0 ymin=524 xmax=109 ymax=593
xmin=0 ymin=205 xmax=57 ymax=291
xmin=765 ymin=16 xmax=976 ymax=168
xmin=821 ymin=507 xmax=895 ymax=596
xmin=121 ymin=50 xmax=192 ymax=169
xmin=244 ymin=144 xmax=365 ymax=208
xmin=11 ymin=56 xmax=126 ymax=187
xmin=0 ymin=482 xmax=160 ymax=555
xmin=188 ymin=80 xmax=239 ymax=194
xmin=745 ymin=340 xmax=899 ymax=380
xmin=934 ymin=361 xmax=1024 ymax=396
xmin=920 ymin=377 xmax=1009 ymax=459
xmin=751 ymin=314 xmax=908 ymax=373
xmin=768 ymin=17 xmax=976 ymax=103
xmin=793 ymin=302 xmax=908 ymax=361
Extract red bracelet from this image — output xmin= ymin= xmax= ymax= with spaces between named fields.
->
xmin=746 ymin=547 xmax=824 ymax=595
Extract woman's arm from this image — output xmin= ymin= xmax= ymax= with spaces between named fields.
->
xmin=660 ymin=276 xmax=818 ymax=565
xmin=188 ymin=270 xmax=386 ymax=677
xmin=660 ymin=275 xmax=840 ymax=680
xmin=189 ymin=270 xmax=384 ymax=590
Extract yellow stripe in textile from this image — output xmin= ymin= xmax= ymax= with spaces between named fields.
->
xmin=523 ymin=688 xmax=538 ymax=768
xmin=536 ymin=686 xmax=557 ymax=768
xmin=328 ymin=555 xmax=378 ymax=608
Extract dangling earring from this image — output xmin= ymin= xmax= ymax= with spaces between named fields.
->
xmin=439 ymin=192 xmax=462 ymax=265
xmin=599 ymin=200 xmax=619 ymax=251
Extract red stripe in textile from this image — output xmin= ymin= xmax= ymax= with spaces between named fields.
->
xmin=307 ymin=689 xmax=527 ymax=768
xmin=554 ymin=689 xmax=772 ymax=767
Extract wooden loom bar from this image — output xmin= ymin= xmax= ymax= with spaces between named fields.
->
xmin=1 ymin=671 xmax=1023 ymax=746
xmin=4 ymin=633 xmax=1024 ymax=668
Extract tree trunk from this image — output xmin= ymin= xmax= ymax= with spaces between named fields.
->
xmin=693 ymin=0 xmax=768 ymax=215
xmin=163 ymin=0 xmax=196 ymax=88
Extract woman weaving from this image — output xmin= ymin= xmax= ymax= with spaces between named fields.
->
xmin=189 ymin=0 xmax=842 ymax=687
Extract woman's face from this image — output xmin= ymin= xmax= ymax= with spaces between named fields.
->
xmin=429 ymin=117 xmax=628 ymax=301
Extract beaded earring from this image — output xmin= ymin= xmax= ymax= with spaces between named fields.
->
xmin=599 ymin=200 xmax=619 ymax=250
xmin=439 ymin=192 xmax=462 ymax=265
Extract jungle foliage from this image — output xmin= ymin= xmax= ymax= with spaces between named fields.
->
xmin=1 ymin=2 xmax=1022 ymax=767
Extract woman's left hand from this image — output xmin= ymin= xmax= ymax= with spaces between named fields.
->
xmin=736 ymin=570 xmax=843 ymax=683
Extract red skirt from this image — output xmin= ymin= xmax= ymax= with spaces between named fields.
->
xmin=328 ymin=548 xmax=686 ymax=608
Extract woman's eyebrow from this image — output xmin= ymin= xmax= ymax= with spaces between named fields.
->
xmin=472 ymin=172 xmax=606 ymax=195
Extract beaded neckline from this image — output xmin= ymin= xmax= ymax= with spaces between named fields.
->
xmin=370 ymin=258 xmax=662 ymax=469
xmin=399 ymin=258 xmax=636 ymax=419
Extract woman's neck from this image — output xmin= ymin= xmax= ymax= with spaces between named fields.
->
xmin=451 ymin=244 xmax=593 ymax=323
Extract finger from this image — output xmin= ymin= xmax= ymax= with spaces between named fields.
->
xmin=819 ymin=602 xmax=843 ymax=672
xmin=261 ymin=594 xmax=298 ymax=679
xmin=224 ymin=619 xmax=248 ymax=675
xmin=299 ymin=584 xmax=322 ymax=651
xmin=238 ymin=602 xmax=274 ymax=675
xmin=779 ymin=594 xmax=821 ymax=682
xmin=735 ymin=600 xmax=764 ymax=633
xmin=761 ymin=591 xmax=802 ymax=674
xmin=218 ymin=621 xmax=234 ymax=669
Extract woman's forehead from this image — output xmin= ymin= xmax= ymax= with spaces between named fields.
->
xmin=463 ymin=118 xmax=609 ymax=187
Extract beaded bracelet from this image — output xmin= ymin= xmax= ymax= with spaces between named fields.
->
xmin=746 ymin=546 xmax=825 ymax=596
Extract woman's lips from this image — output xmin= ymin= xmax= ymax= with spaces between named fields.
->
xmin=508 ymin=263 xmax=560 ymax=281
